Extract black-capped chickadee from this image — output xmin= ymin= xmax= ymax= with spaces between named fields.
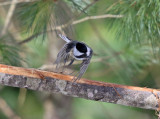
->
xmin=55 ymin=34 xmax=93 ymax=81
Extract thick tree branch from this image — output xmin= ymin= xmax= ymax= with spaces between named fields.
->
xmin=0 ymin=64 xmax=159 ymax=110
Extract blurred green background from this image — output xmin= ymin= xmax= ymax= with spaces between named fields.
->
xmin=0 ymin=0 xmax=160 ymax=119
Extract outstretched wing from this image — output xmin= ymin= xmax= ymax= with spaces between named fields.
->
xmin=72 ymin=57 xmax=92 ymax=82
xmin=59 ymin=34 xmax=71 ymax=43
xmin=55 ymin=42 xmax=75 ymax=70
xmin=55 ymin=43 xmax=69 ymax=69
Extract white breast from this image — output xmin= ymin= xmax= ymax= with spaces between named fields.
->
xmin=86 ymin=47 xmax=91 ymax=56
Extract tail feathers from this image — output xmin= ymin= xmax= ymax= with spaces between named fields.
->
xmin=59 ymin=34 xmax=71 ymax=43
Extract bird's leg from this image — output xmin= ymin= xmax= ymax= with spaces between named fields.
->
xmin=68 ymin=59 xmax=74 ymax=66
xmin=65 ymin=58 xmax=75 ymax=75
xmin=62 ymin=55 xmax=69 ymax=73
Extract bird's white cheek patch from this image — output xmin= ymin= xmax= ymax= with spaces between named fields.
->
xmin=73 ymin=47 xmax=83 ymax=56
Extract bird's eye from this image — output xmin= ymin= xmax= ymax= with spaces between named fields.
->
xmin=76 ymin=42 xmax=87 ymax=53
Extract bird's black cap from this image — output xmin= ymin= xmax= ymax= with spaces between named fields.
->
xmin=76 ymin=42 xmax=87 ymax=53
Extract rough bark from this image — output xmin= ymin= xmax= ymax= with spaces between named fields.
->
xmin=0 ymin=64 xmax=159 ymax=110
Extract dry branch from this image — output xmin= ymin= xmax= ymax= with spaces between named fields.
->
xmin=72 ymin=14 xmax=123 ymax=25
xmin=19 ymin=14 xmax=122 ymax=45
xmin=0 ymin=97 xmax=21 ymax=119
xmin=1 ymin=0 xmax=17 ymax=36
xmin=0 ymin=0 xmax=38 ymax=6
xmin=0 ymin=64 xmax=159 ymax=110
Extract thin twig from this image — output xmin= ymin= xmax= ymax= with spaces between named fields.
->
xmin=18 ymin=32 xmax=44 ymax=45
xmin=61 ymin=0 xmax=100 ymax=29
xmin=0 ymin=97 xmax=21 ymax=119
xmin=0 ymin=0 xmax=38 ymax=6
xmin=53 ymin=14 xmax=122 ymax=31
xmin=1 ymin=0 xmax=17 ymax=36
xmin=43 ymin=99 xmax=59 ymax=119
xmin=0 ymin=7 xmax=22 ymax=40
xmin=38 ymin=56 xmax=110 ymax=71
xmin=106 ymin=1 xmax=121 ymax=12
xmin=19 ymin=14 xmax=122 ymax=45
xmin=73 ymin=14 xmax=123 ymax=25
xmin=18 ymin=88 xmax=27 ymax=108
xmin=18 ymin=0 xmax=100 ymax=44
xmin=39 ymin=52 xmax=121 ymax=71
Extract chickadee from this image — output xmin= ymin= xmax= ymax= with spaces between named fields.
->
xmin=55 ymin=34 xmax=93 ymax=81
